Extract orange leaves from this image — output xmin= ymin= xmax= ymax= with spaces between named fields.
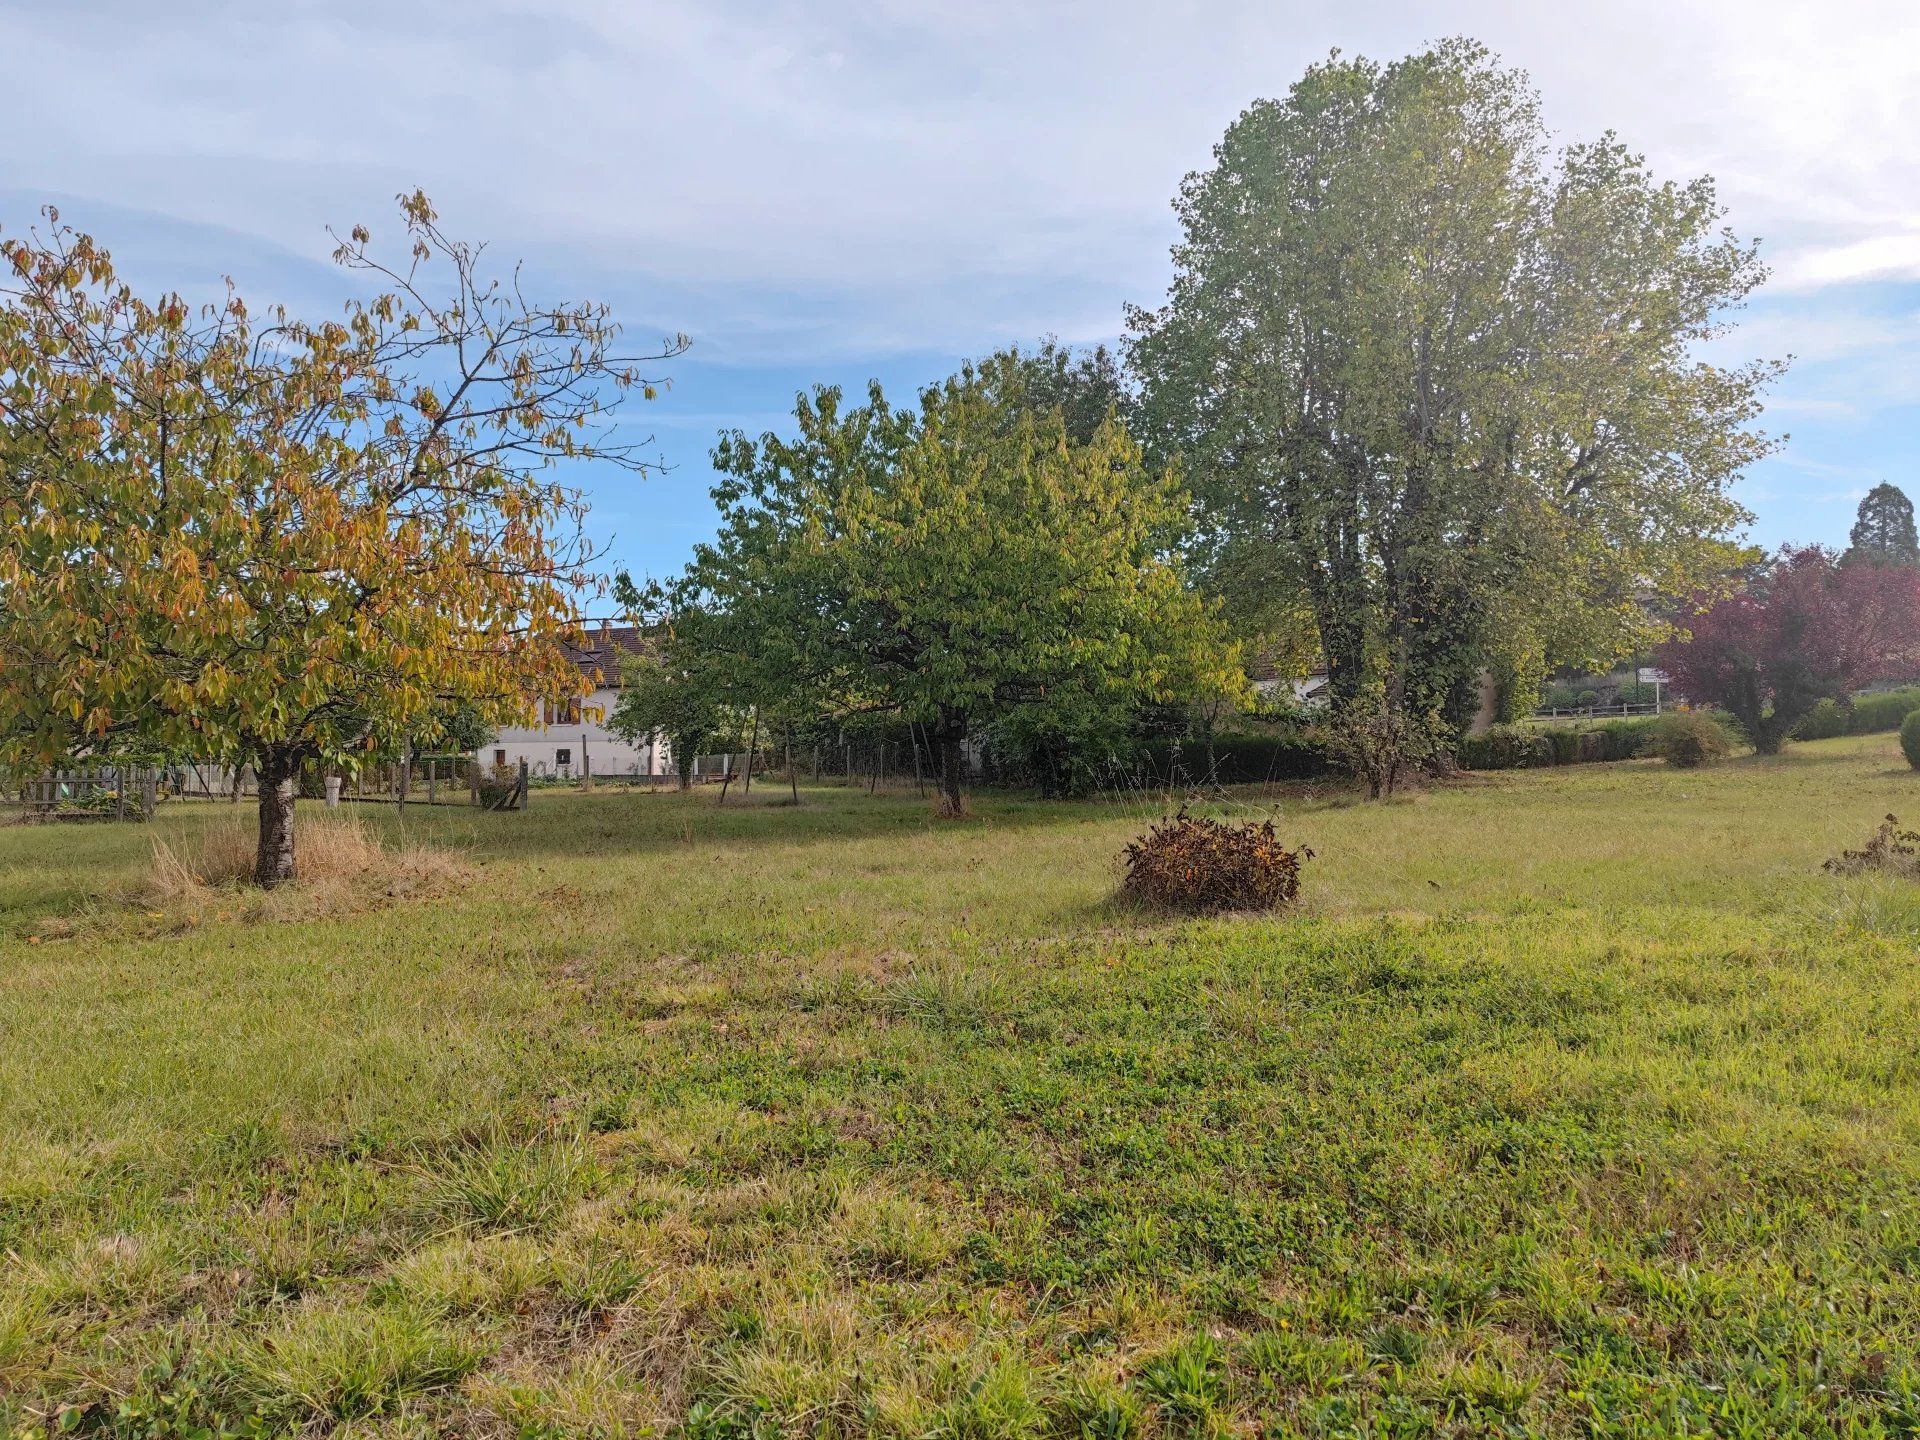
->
xmin=1 ymin=195 xmax=663 ymax=778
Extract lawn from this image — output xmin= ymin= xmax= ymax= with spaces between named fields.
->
xmin=3 ymin=736 xmax=1920 ymax=1438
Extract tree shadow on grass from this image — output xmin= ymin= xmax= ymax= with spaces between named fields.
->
xmin=382 ymin=779 xmax=1368 ymax=869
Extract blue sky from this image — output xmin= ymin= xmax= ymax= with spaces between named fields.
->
xmin=5 ymin=0 xmax=1917 ymax=593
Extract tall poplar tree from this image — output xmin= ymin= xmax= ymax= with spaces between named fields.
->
xmin=1129 ymin=39 xmax=1781 ymax=734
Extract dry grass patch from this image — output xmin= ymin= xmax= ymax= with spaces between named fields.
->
xmin=1824 ymin=813 xmax=1920 ymax=878
xmin=139 ymin=812 xmax=471 ymax=922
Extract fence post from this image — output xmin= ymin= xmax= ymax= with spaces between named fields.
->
xmin=518 ymin=757 xmax=528 ymax=809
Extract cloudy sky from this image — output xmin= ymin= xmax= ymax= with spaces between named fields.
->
xmin=5 ymin=0 xmax=1916 ymax=586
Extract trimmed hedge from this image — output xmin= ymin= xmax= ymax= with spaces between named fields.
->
xmin=1457 ymin=712 xmax=1746 ymax=772
xmin=1135 ymin=734 xmax=1336 ymax=785
xmin=1459 ymin=718 xmax=1653 ymax=771
xmin=1796 ymin=687 xmax=1920 ymax=741
xmin=1902 ymin=711 xmax=1920 ymax=770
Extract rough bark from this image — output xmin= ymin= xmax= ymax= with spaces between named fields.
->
xmin=254 ymin=750 xmax=297 ymax=888
xmin=936 ymin=725 xmax=967 ymax=818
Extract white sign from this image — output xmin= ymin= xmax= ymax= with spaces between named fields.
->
xmin=1637 ymin=667 xmax=1670 ymax=685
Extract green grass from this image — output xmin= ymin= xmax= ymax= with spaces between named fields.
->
xmin=5 ymin=736 xmax=1920 ymax=1436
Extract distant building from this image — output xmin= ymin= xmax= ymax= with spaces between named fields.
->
xmin=478 ymin=622 xmax=671 ymax=780
xmin=1246 ymin=653 xmax=1332 ymax=710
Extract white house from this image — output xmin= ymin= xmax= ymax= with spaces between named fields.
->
xmin=478 ymin=623 xmax=672 ymax=780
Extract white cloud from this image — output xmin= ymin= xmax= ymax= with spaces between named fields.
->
xmin=2 ymin=0 xmax=1917 ymax=360
xmin=1776 ymin=235 xmax=1920 ymax=290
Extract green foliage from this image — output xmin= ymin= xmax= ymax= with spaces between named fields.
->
xmin=1456 ymin=725 xmax=1557 ymax=770
xmin=1903 ymin=712 xmax=1920 ymax=770
xmin=1130 ymin=39 xmax=1779 ymax=729
xmin=1794 ymin=687 xmax=1920 ymax=742
xmin=1458 ymin=714 xmax=1721 ymax=770
xmin=1489 ymin=653 xmax=1542 ymax=724
xmin=1322 ymin=690 xmax=1451 ymax=798
xmin=1540 ymin=685 xmax=1581 ymax=711
xmin=1136 ymin=1337 xmax=1226 ymax=1430
xmin=1646 ymin=711 xmax=1734 ymax=768
xmin=1120 ymin=809 xmax=1310 ymax=913
xmin=1848 ymin=687 xmax=1920 ymax=734
xmin=218 ymin=1307 xmax=485 ymax=1424
xmin=418 ymin=1130 xmax=596 ymax=1236
xmin=1133 ymin=733 xmax=1335 ymax=786
xmin=1797 ymin=697 xmax=1846 ymax=740
xmin=604 ymin=612 xmax=740 ymax=791
xmin=671 ymin=348 xmax=1245 ymax=813
xmin=1846 ymin=482 xmax=1920 ymax=568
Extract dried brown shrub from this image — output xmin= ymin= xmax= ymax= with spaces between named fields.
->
xmin=1825 ymin=814 xmax=1920 ymax=877
xmin=1121 ymin=807 xmax=1311 ymax=913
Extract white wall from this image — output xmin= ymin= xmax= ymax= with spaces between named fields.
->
xmin=479 ymin=688 xmax=672 ymax=779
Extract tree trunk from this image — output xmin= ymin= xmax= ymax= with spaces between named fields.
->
xmin=936 ymin=725 xmax=967 ymax=818
xmin=254 ymin=752 xmax=297 ymax=888
xmin=740 ymin=710 xmax=759 ymax=796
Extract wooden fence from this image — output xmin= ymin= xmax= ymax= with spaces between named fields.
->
xmin=16 ymin=767 xmax=160 ymax=821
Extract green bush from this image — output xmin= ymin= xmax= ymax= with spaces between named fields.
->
xmin=1455 ymin=725 xmax=1555 ymax=771
xmin=1848 ymin=687 xmax=1920 ymax=735
xmin=1455 ymin=713 xmax=1737 ymax=771
xmin=1576 ymin=689 xmax=1600 ymax=709
xmin=1796 ymin=698 xmax=1847 ymax=740
xmin=1544 ymin=728 xmax=1582 ymax=765
xmin=1541 ymin=685 xmax=1579 ymax=711
xmin=1647 ymin=711 xmax=1734 ymax=769
xmin=1593 ymin=717 xmax=1657 ymax=760
xmin=1789 ymin=687 xmax=1920 ymax=742
xmin=1902 ymin=711 xmax=1920 ymax=770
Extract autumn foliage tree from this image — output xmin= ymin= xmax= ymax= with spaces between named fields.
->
xmin=1658 ymin=546 xmax=1920 ymax=754
xmin=0 ymin=193 xmax=682 ymax=884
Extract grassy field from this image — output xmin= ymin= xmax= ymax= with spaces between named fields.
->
xmin=4 ymin=736 xmax=1920 ymax=1437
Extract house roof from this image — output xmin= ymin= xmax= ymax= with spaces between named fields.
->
xmin=563 ymin=623 xmax=652 ymax=688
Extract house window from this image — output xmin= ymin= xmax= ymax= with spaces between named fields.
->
xmin=555 ymin=748 xmax=572 ymax=767
xmin=564 ymin=697 xmax=583 ymax=725
xmin=494 ymin=749 xmax=506 ymax=767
